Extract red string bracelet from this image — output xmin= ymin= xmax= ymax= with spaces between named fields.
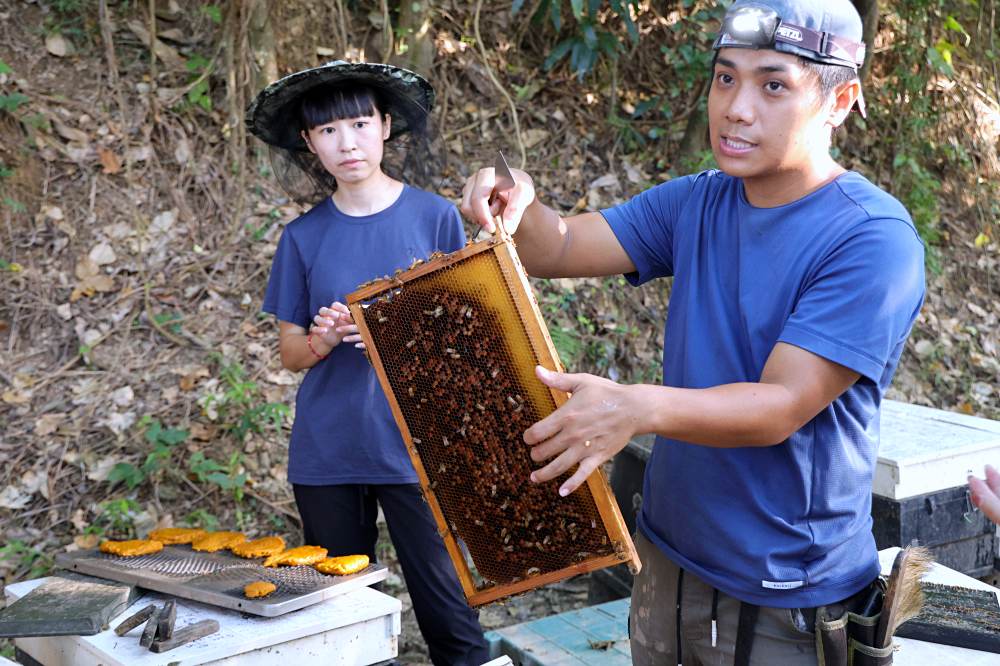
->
xmin=306 ymin=333 xmax=328 ymax=360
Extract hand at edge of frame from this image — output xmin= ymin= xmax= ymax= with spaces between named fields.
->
xmin=969 ymin=464 xmax=1000 ymax=524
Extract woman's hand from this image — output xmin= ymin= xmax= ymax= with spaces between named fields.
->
xmin=312 ymin=302 xmax=366 ymax=351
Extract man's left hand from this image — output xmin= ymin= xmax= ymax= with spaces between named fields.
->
xmin=525 ymin=366 xmax=641 ymax=497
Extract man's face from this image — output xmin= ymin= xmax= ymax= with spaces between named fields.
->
xmin=708 ymin=48 xmax=832 ymax=180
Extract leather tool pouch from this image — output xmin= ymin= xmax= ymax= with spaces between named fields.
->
xmin=815 ymin=578 xmax=894 ymax=666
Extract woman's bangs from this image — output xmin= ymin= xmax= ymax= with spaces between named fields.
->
xmin=299 ymin=86 xmax=381 ymax=130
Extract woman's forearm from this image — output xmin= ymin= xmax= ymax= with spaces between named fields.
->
xmin=280 ymin=331 xmax=333 ymax=372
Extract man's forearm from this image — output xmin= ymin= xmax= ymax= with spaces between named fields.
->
xmin=510 ymin=198 xmax=572 ymax=277
xmin=633 ymin=381 xmax=805 ymax=447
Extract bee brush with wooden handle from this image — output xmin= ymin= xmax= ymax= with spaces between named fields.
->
xmin=875 ymin=545 xmax=933 ymax=648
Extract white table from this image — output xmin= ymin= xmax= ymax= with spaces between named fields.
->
xmin=4 ymin=577 xmax=401 ymax=665
xmin=878 ymin=547 xmax=1000 ymax=665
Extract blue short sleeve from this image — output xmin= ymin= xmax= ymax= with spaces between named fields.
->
xmin=600 ymin=175 xmax=697 ymax=285
xmin=262 ymin=231 xmax=310 ymax=328
xmin=779 ymin=218 xmax=925 ymax=382
xmin=438 ymin=206 xmax=467 ymax=252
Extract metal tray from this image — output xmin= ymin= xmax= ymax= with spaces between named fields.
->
xmin=55 ymin=547 xmax=387 ymax=617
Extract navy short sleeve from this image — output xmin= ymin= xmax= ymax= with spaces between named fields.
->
xmin=779 ymin=218 xmax=925 ymax=383
xmin=258 ymin=185 xmax=467 ymax=485
xmin=438 ymin=206 xmax=467 ymax=252
xmin=600 ymin=175 xmax=697 ymax=285
xmin=263 ymin=232 xmax=310 ymax=328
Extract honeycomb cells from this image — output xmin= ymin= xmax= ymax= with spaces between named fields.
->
xmin=360 ymin=251 xmax=614 ymax=588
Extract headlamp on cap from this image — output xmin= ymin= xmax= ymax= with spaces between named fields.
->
xmin=715 ymin=5 xmax=866 ymax=70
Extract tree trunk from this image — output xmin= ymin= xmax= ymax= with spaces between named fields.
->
xmin=247 ymin=0 xmax=277 ymax=176
xmin=675 ymin=103 xmax=709 ymax=170
xmin=249 ymin=0 xmax=278 ymax=92
xmin=393 ymin=0 xmax=435 ymax=75
xmin=852 ymin=0 xmax=879 ymax=84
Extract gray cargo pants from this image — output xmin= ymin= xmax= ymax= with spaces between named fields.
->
xmin=629 ymin=531 xmax=842 ymax=666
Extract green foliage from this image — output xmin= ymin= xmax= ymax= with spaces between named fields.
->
xmin=188 ymin=451 xmax=248 ymax=501
xmin=184 ymin=55 xmax=213 ymax=111
xmin=107 ymin=417 xmax=189 ymax=490
xmin=876 ymin=0 xmax=966 ymax=264
xmin=514 ymin=0 xmax=641 ymax=79
xmin=892 ymin=153 xmax=941 ymax=272
xmin=0 ymin=60 xmax=11 ymax=75
xmin=153 ymin=311 xmax=184 ymax=334
xmin=630 ymin=2 xmax=728 ymax=134
xmin=184 ymin=508 xmax=220 ymax=531
xmin=3 ymin=197 xmax=26 ymax=213
xmin=0 ymin=93 xmax=28 ymax=113
xmin=549 ymin=326 xmax=583 ymax=365
xmin=201 ymin=4 xmax=223 ymax=24
xmin=43 ymin=0 xmax=89 ymax=41
xmin=86 ymin=498 xmax=140 ymax=539
xmin=0 ymin=540 xmax=54 ymax=580
xmin=200 ymin=353 xmax=290 ymax=442
xmin=0 ymin=162 xmax=13 ymax=179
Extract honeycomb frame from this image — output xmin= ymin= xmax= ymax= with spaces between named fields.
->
xmin=347 ymin=233 xmax=640 ymax=606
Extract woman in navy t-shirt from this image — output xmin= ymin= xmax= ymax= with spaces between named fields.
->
xmin=247 ymin=61 xmax=488 ymax=665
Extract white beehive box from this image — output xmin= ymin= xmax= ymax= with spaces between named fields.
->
xmin=875 ymin=400 xmax=1000 ymax=500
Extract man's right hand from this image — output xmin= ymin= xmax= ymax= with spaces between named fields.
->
xmin=460 ymin=166 xmax=536 ymax=235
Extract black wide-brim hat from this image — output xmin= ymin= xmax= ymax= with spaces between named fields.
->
xmin=245 ymin=61 xmax=435 ymax=152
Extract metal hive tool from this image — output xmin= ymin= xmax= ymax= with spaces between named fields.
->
xmin=347 ymin=225 xmax=640 ymax=607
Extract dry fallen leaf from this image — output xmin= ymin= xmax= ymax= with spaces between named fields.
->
xmin=71 ymin=274 xmax=115 ymax=301
xmin=126 ymin=20 xmax=186 ymax=69
xmin=189 ymin=422 xmax=218 ymax=441
xmin=2 ymin=389 xmax=31 ymax=405
xmin=98 ymin=147 xmax=122 ymax=175
xmin=0 ymin=485 xmax=31 ymax=510
xmin=74 ymin=534 xmax=100 ymax=550
xmin=45 ymin=33 xmax=73 ymax=57
xmin=89 ymin=242 xmax=117 ymax=266
xmin=35 ymin=413 xmax=66 ymax=436
xmin=86 ymin=457 xmax=121 ymax=483
xmin=53 ymin=119 xmax=89 ymax=144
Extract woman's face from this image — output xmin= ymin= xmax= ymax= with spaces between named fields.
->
xmin=301 ymin=111 xmax=391 ymax=185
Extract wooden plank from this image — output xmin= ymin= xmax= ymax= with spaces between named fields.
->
xmin=149 ymin=619 xmax=219 ymax=653
xmin=113 ymin=603 xmax=156 ymax=637
xmin=138 ymin=606 xmax=161 ymax=648
xmin=0 ymin=574 xmax=135 ymax=638
xmin=156 ymin=599 xmax=175 ymax=641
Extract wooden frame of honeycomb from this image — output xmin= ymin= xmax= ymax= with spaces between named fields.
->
xmin=347 ymin=229 xmax=640 ymax=607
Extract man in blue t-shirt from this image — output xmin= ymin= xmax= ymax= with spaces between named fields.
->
xmin=461 ymin=0 xmax=924 ymax=663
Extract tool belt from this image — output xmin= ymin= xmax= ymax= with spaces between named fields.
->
xmin=814 ymin=576 xmax=892 ymax=666
xmin=735 ymin=576 xmax=892 ymax=666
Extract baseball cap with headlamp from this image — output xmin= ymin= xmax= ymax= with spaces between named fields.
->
xmin=713 ymin=0 xmax=868 ymax=114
